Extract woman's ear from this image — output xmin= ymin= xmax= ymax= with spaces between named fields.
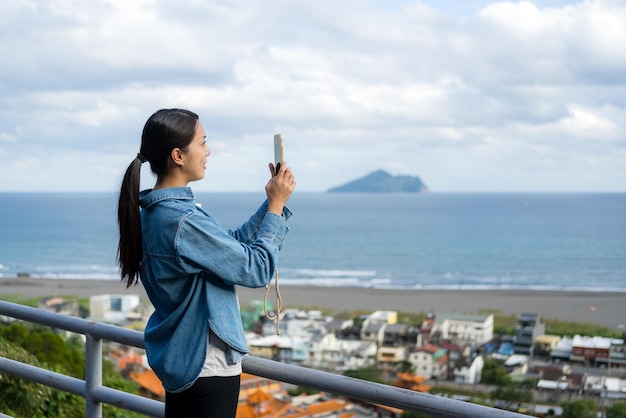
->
xmin=170 ymin=148 xmax=185 ymax=166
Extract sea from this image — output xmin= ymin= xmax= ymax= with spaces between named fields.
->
xmin=0 ymin=192 xmax=625 ymax=292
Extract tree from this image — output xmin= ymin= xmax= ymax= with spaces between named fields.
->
xmin=101 ymin=360 xmax=144 ymax=418
xmin=394 ymin=359 xmax=413 ymax=373
xmin=492 ymin=386 xmax=532 ymax=403
xmin=607 ymin=402 xmax=626 ymax=418
xmin=0 ymin=323 xmax=84 ymax=377
xmin=1 ymin=323 xmax=144 ymax=417
xmin=343 ymin=367 xmax=386 ymax=384
xmin=561 ymin=399 xmax=598 ymax=418
xmin=0 ymin=333 xmax=86 ymax=417
xmin=480 ymin=359 xmax=512 ymax=386
xmin=287 ymin=386 xmax=320 ymax=396
xmin=0 ymin=340 xmax=54 ymax=417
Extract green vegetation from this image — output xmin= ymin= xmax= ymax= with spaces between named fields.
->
xmin=0 ymin=322 xmax=143 ymax=418
xmin=491 ymin=386 xmax=532 ymax=403
xmin=1 ymin=295 xmax=43 ymax=308
xmin=479 ymin=310 xmax=625 ymax=339
xmin=0 ymin=322 xmax=85 ymax=377
xmin=333 ymin=310 xmax=427 ymax=328
xmin=330 ymin=306 xmax=623 ymax=339
xmin=343 ymin=367 xmax=386 ymax=384
xmin=287 ymin=386 xmax=320 ymax=396
xmin=76 ymin=297 xmax=90 ymax=314
xmin=333 ymin=309 xmax=372 ymax=320
xmin=561 ymin=399 xmax=598 ymax=418
xmin=480 ymin=359 xmax=512 ymax=386
xmin=607 ymin=402 xmax=626 ymax=418
xmin=544 ymin=318 xmax=625 ymax=339
xmin=3 ymin=298 xmax=624 ymax=417
xmin=534 ymin=399 xmax=626 ymax=418
xmin=9 ymin=295 xmax=622 ymax=339
xmin=0 ymin=339 xmax=80 ymax=417
xmin=285 ymin=305 xmax=334 ymax=318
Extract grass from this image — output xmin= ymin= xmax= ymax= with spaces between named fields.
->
xmin=1 ymin=295 xmax=90 ymax=315
xmin=482 ymin=310 xmax=625 ymax=338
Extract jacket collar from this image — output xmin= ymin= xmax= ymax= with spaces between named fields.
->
xmin=139 ymin=187 xmax=195 ymax=209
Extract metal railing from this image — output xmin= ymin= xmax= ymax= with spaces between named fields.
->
xmin=0 ymin=300 xmax=529 ymax=417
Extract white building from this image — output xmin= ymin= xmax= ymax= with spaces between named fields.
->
xmin=308 ymin=333 xmax=376 ymax=370
xmin=365 ymin=310 xmax=398 ymax=325
xmin=360 ymin=310 xmax=397 ymax=342
xmin=90 ymin=294 xmax=140 ymax=324
xmin=261 ymin=309 xmax=327 ymax=338
xmin=408 ymin=344 xmax=448 ymax=379
xmin=453 ymin=355 xmax=484 ymax=384
xmin=433 ymin=313 xmax=494 ymax=346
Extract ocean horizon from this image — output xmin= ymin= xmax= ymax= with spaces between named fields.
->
xmin=1 ymin=191 xmax=625 ymax=292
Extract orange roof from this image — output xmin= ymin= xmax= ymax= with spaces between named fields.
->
xmin=236 ymin=396 xmax=354 ymax=418
xmin=372 ymin=402 xmax=404 ymax=414
xmin=45 ymin=297 xmax=65 ymax=307
xmin=129 ymin=368 xmax=165 ymax=397
xmin=420 ymin=344 xmax=441 ymax=353
xmin=236 ymin=404 xmax=257 ymax=418
xmin=289 ymin=399 xmax=352 ymax=417
xmin=396 ymin=372 xmax=426 ymax=383
xmin=237 ymin=397 xmax=299 ymax=418
xmin=241 ymin=373 xmax=259 ymax=382
xmin=117 ymin=352 xmax=143 ymax=371
xmin=411 ymin=384 xmax=432 ymax=392
xmin=248 ymin=388 xmax=273 ymax=403
xmin=437 ymin=353 xmax=449 ymax=365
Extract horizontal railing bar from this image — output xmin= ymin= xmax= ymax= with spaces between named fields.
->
xmin=242 ymin=355 xmax=528 ymax=418
xmin=0 ymin=300 xmax=144 ymax=348
xmin=0 ymin=356 xmax=85 ymax=396
xmin=92 ymin=386 xmax=164 ymax=417
xmin=0 ymin=356 xmax=163 ymax=417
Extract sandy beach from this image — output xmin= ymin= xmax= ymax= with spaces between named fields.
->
xmin=1 ymin=276 xmax=625 ymax=328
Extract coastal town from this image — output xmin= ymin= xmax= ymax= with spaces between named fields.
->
xmin=22 ymin=293 xmax=626 ymax=417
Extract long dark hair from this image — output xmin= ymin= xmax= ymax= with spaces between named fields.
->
xmin=117 ymin=108 xmax=199 ymax=287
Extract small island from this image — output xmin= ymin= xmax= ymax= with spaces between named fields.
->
xmin=327 ymin=170 xmax=429 ymax=193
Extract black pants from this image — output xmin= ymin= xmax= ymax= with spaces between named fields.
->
xmin=165 ymin=375 xmax=241 ymax=418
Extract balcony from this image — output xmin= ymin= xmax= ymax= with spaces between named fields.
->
xmin=0 ymin=300 xmax=530 ymax=418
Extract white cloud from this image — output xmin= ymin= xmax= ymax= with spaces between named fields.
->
xmin=0 ymin=0 xmax=624 ymax=192
xmin=558 ymin=104 xmax=621 ymax=139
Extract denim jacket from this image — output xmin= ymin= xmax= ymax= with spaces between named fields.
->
xmin=138 ymin=187 xmax=291 ymax=393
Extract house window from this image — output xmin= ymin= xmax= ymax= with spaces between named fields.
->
xmin=110 ymin=298 xmax=122 ymax=311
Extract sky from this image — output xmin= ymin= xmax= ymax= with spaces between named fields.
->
xmin=0 ymin=0 xmax=624 ymax=193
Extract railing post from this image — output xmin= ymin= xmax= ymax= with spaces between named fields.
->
xmin=85 ymin=334 xmax=103 ymax=418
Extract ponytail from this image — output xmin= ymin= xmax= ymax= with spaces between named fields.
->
xmin=117 ymin=155 xmax=144 ymax=287
xmin=117 ymin=108 xmax=199 ymax=287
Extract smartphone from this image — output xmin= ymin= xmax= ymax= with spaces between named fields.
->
xmin=274 ymin=134 xmax=283 ymax=175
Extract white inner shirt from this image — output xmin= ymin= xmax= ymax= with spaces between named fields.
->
xmin=199 ymin=328 xmax=242 ymax=377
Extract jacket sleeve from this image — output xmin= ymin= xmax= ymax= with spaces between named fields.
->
xmin=176 ymin=209 xmax=290 ymax=288
xmin=227 ymin=200 xmax=293 ymax=245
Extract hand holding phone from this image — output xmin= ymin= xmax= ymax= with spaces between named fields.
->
xmin=274 ymin=134 xmax=283 ymax=175
xmin=267 ymin=132 xmax=295 ymax=213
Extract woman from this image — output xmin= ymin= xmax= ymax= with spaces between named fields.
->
xmin=117 ymin=108 xmax=295 ymax=417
